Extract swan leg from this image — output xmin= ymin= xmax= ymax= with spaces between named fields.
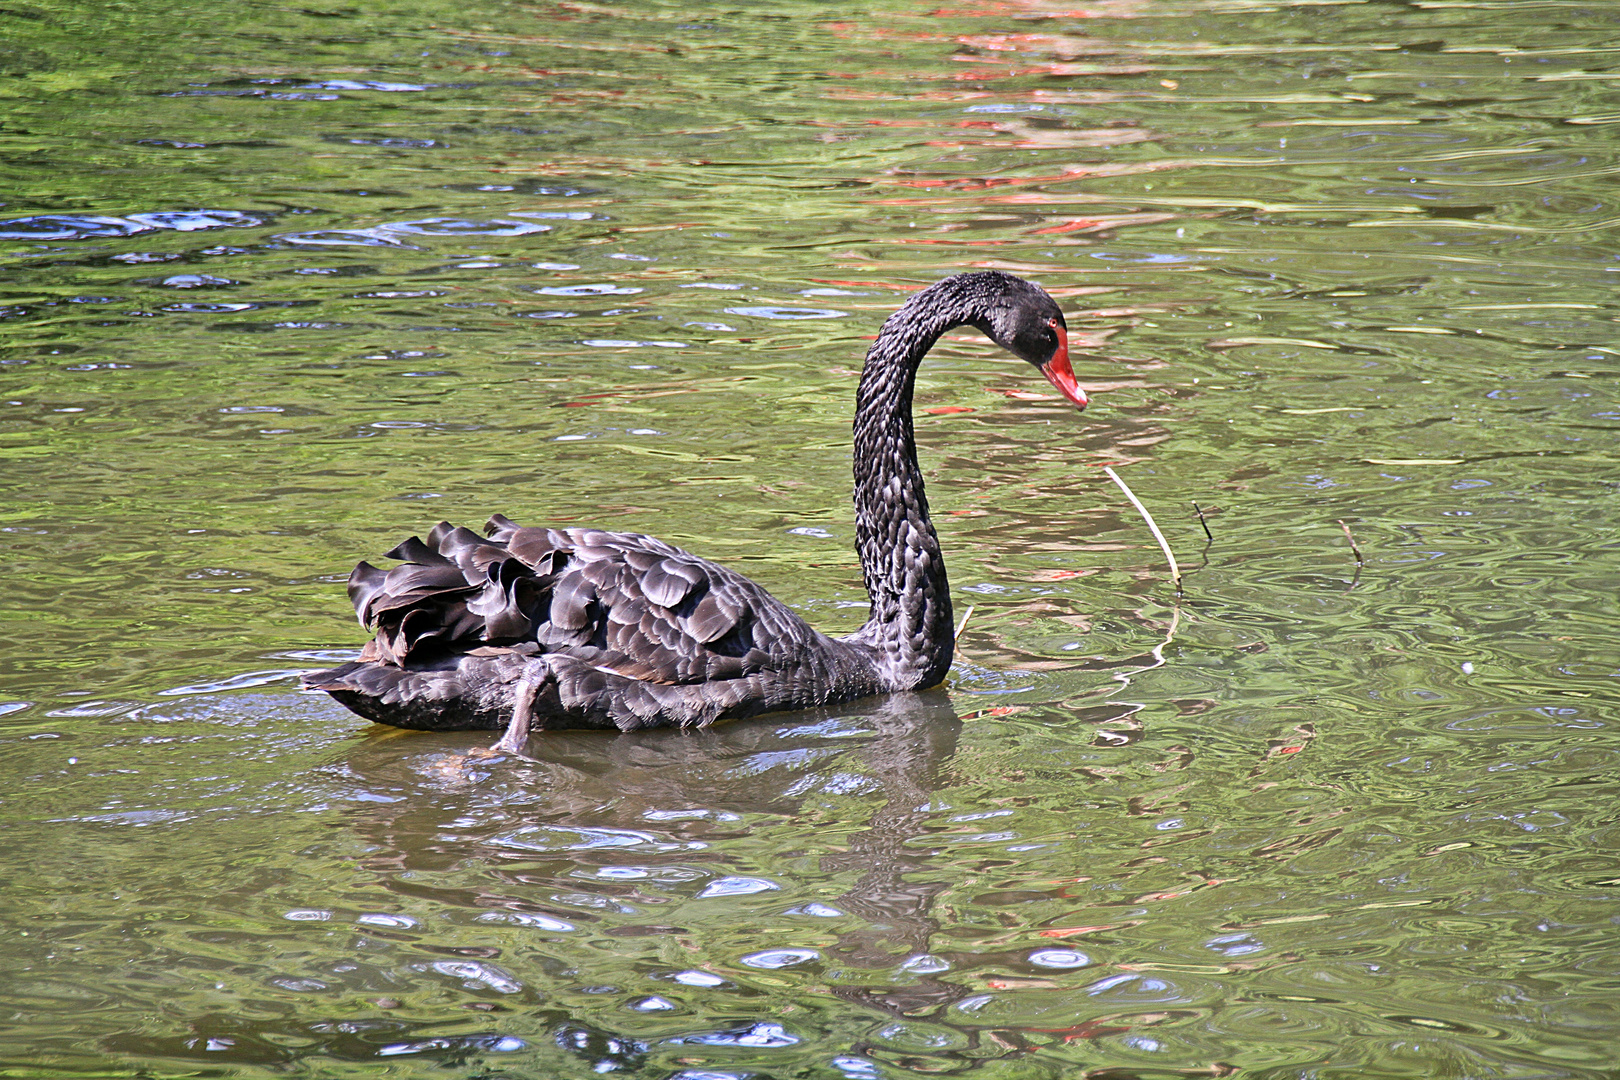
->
xmin=487 ymin=676 xmax=537 ymax=756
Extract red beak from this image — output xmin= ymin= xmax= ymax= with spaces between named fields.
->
xmin=1038 ymin=323 xmax=1088 ymax=409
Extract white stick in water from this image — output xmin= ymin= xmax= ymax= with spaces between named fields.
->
xmin=1103 ymin=466 xmax=1183 ymax=596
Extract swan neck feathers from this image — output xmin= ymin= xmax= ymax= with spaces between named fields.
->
xmin=850 ymin=272 xmax=1040 ymax=689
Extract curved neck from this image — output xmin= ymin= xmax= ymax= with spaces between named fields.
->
xmin=849 ymin=278 xmax=991 ymax=689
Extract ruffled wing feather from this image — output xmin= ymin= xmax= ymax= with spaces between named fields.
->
xmin=342 ymin=514 xmax=829 ymax=688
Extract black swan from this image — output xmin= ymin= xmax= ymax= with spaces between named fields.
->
xmin=303 ymin=270 xmax=1088 ymax=752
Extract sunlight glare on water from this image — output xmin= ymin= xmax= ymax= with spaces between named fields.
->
xmin=0 ymin=0 xmax=1617 ymax=1076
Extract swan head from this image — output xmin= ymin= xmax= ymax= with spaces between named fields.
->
xmin=969 ymin=272 xmax=1088 ymax=410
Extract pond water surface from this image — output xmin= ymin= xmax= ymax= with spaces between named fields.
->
xmin=2 ymin=1 xmax=1618 ymax=1077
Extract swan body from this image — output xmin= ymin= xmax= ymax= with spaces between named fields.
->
xmin=304 ymin=271 xmax=1088 ymax=747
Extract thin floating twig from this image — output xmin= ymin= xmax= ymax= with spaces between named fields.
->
xmin=954 ymin=605 xmax=975 ymax=651
xmin=1104 ymin=466 xmax=1183 ymax=596
xmin=1192 ymin=501 xmax=1214 ymax=543
xmin=1337 ymin=519 xmax=1365 ymax=566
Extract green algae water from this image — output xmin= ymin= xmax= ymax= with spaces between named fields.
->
xmin=2 ymin=0 xmax=1618 ymax=1076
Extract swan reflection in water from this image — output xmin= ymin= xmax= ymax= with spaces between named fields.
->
xmin=346 ymin=690 xmax=974 ymax=1009
xmin=128 ymin=687 xmax=1179 ymax=1073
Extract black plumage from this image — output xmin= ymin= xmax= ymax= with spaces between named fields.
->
xmin=303 ymin=270 xmax=1089 ymax=751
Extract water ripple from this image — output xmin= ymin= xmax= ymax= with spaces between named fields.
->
xmin=0 ymin=210 xmax=262 ymax=241
xmin=158 ymin=669 xmax=306 ymax=696
xmin=384 ymin=218 xmax=551 ymax=237
xmin=695 ymin=876 xmax=779 ymax=898
xmin=302 ymin=80 xmax=430 ymax=92
xmin=534 ymin=283 xmax=644 ymax=296
xmin=474 ymin=911 xmax=576 ymax=932
xmin=488 ymin=825 xmax=701 ymax=853
xmin=426 ymin=960 xmax=523 ymax=994
xmin=723 ymin=305 xmax=847 ymax=320
xmin=667 ymin=1021 xmax=800 ymax=1048
xmin=738 ymin=948 xmax=818 ymax=969
xmin=378 ymin=1035 xmax=525 ymax=1056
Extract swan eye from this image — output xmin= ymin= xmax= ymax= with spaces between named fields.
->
xmin=1012 ymin=325 xmax=1054 ymax=361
